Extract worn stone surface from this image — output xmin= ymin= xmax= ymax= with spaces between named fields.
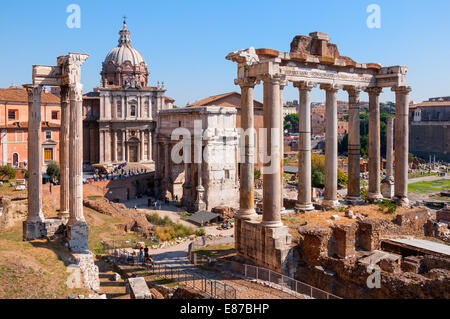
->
xmin=128 ymin=277 xmax=152 ymax=299
xmin=72 ymin=252 xmax=100 ymax=291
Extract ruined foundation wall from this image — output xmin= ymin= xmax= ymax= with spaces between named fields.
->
xmin=235 ymin=217 xmax=292 ymax=273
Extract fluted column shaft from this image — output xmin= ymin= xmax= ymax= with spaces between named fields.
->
xmin=295 ymin=82 xmax=315 ymax=211
xmin=386 ymin=117 xmax=394 ymax=179
xmin=67 ymin=83 xmax=85 ymax=225
xmin=237 ymin=78 xmax=257 ymax=219
xmin=26 ymin=85 xmax=44 ymax=223
xmin=393 ymin=86 xmax=412 ymax=206
xmin=59 ymin=86 xmax=70 ymax=220
xmin=367 ymin=87 xmax=383 ymax=200
xmin=346 ymin=88 xmax=362 ymax=203
xmin=122 ymin=130 xmax=126 ymax=162
xmin=262 ymin=75 xmax=282 ymax=227
xmin=322 ymin=85 xmax=339 ymax=209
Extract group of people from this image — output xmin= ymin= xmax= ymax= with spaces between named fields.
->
xmin=139 ymin=246 xmax=154 ymax=266
xmin=148 ymin=198 xmax=162 ymax=210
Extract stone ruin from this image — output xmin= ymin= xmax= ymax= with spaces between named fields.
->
xmin=227 ymin=32 xmax=412 ymax=273
xmin=22 ymin=53 xmax=99 ymax=291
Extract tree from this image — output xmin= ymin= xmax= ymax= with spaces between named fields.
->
xmin=284 ymin=114 xmax=299 ymax=132
xmin=254 ymin=169 xmax=261 ymax=181
xmin=311 ymin=170 xmax=325 ymax=188
xmin=0 ymin=166 xmax=16 ymax=180
xmin=46 ymin=161 xmax=60 ymax=181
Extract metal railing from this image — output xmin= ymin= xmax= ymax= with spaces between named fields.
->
xmin=139 ymin=261 xmax=236 ymax=299
xmin=242 ymin=264 xmax=341 ymax=299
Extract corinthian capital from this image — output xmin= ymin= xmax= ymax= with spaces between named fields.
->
xmin=235 ymin=77 xmax=259 ymax=88
xmin=391 ymin=86 xmax=412 ymax=94
xmin=24 ymin=85 xmax=42 ymax=101
xmin=294 ymin=81 xmax=316 ymax=91
xmin=365 ymin=87 xmax=383 ymax=95
xmin=69 ymin=83 xmax=84 ymax=102
xmin=320 ymin=83 xmax=343 ymax=92
xmin=260 ymin=73 xmax=284 ymax=85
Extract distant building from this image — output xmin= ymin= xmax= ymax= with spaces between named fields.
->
xmin=0 ymin=86 xmax=61 ymax=170
xmin=187 ymin=92 xmax=265 ymax=168
xmin=409 ymin=97 xmax=450 ymax=162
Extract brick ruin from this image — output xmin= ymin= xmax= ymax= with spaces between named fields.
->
xmin=293 ymin=208 xmax=450 ymax=299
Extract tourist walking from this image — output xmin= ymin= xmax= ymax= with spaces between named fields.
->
xmin=139 ymin=247 xmax=144 ymax=263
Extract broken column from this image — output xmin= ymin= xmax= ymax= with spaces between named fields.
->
xmin=366 ymin=87 xmax=383 ymax=201
xmin=382 ymin=117 xmax=395 ymax=198
xmin=392 ymin=86 xmax=412 ymax=206
xmin=23 ymin=85 xmax=45 ymax=240
xmin=295 ymin=82 xmax=315 ymax=211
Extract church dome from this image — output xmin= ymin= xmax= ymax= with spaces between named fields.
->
xmin=101 ymin=20 xmax=149 ymax=88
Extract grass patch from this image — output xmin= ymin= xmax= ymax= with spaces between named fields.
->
xmin=146 ymin=213 xmax=195 ymax=241
xmin=408 ymin=179 xmax=450 ymax=194
xmin=193 ymin=243 xmax=235 ymax=258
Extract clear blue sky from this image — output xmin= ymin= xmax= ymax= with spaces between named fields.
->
xmin=1 ymin=0 xmax=449 ymax=106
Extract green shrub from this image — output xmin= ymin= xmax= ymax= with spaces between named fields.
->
xmin=338 ymin=169 xmax=348 ymax=187
xmin=254 ymin=169 xmax=261 ymax=180
xmin=376 ymin=199 xmax=398 ymax=214
xmin=195 ymin=228 xmax=206 ymax=237
xmin=0 ymin=166 xmax=16 ymax=180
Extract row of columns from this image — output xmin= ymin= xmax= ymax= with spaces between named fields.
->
xmin=25 ymin=83 xmax=86 ymax=225
xmin=25 ymin=54 xmax=90 ymax=252
xmin=100 ymin=129 xmax=152 ymax=163
xmin=236 ymin=76 xmax=412 ymax=227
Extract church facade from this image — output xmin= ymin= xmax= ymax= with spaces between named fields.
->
xmin=83 ymin=20 xmax=174 ymax=166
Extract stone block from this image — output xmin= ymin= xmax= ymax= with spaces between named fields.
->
xmin=333 ymin=224 xmax=356 ymax=259
xmin=23 ymin=221 xmax=45 ymax=241
xmin=67 ymin=222 xmax=90 ymax=253
xmin=357 ymin=219 xmax=380 ymax=251
xmin=401 ymin=256 xmax=423 ymax=273
xmin=128 ymin=277 xmax=152 ymax=299
xmin=436 ymin=208 xmax=450 ymax=222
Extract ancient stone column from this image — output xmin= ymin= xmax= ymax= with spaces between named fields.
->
xmin=295 ymin=82 xmax=315 ymax=211
xmin=112 ymin=130 xmax=117 ymax=163
xmin=62 ymin=54 xmax=90 ymax=253
xmin=122 ymin=130 xmax=126 ymax=162
xmin=262 ymin=75 xmax=283 ymax=227
xmin=194 ymin=146 xmax=206 ymax=212
xmin=59 ymin=85 xmax=70 ymax=221
xmin=23 ymin=85 xmax=45 ymax=240
xmin=140 ymin=130 xmax=145 ymax=162
xmin=345 ymin=87 xmax=362 ymax=204
xmin=322 ymin=84 xmax=340 ymax=209
xmin=382 ymin=117 xmax=395 ymax=198
xmin=392 ymin=86 xmax=412 ymax=206
xmin=237 ymin=78 xmax=258 ymax=220
xmin=280 ymin=80 xmax=288 ymax=212
xmin=366 ymin=87 xmax=383 ymax=201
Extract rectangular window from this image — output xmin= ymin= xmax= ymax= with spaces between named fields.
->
xmin=51 ymin=111 xmax=59 ymax=120
xmin=45 ymin=131 xmax=52 ymax=140
xmin=8 ymin=110 xmax=16 ymax=120
xmin=44 ymin=148 xmax=53 ymax=161
xmin=130 ymin=105 xmax=136 ymax=117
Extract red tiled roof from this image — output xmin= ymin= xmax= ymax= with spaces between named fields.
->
xmin=187 ymin=92 xmax=263 ymax=109
xmin=0 ymin=87 xmax=60 ymax=104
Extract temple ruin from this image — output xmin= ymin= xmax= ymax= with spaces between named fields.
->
xmin=23 ymin=53 xmax=99 ymax=290
xmin=227 ymin=32 xmax=412 ymax=272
